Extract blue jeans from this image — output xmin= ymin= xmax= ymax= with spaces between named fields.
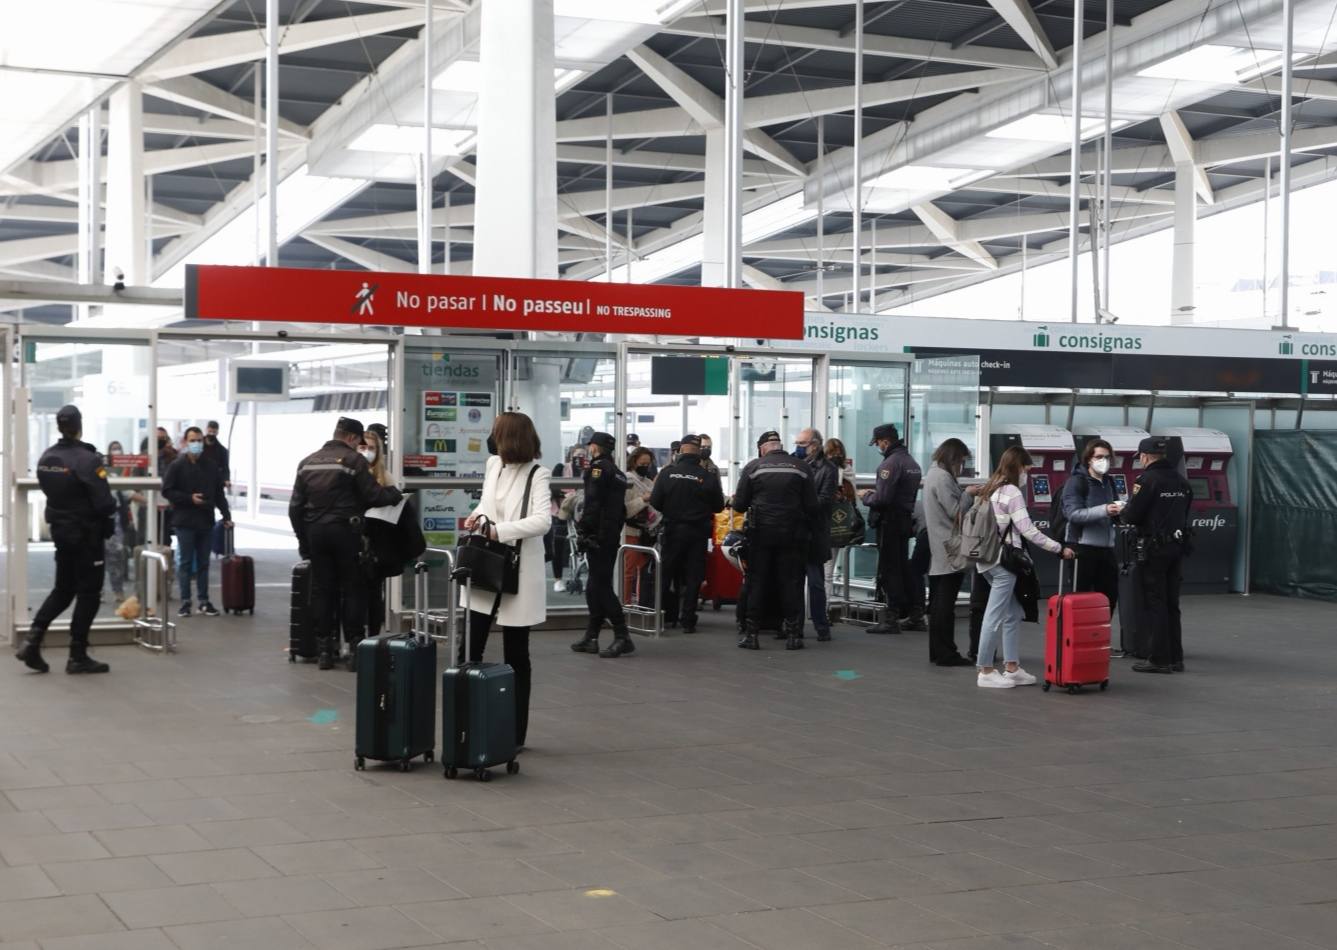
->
xmin=175 ymin=525 xmax=213 ymax=604
xmin=806 ymin=560 xmax=829 ymax=633
xmin=977 ymin=563 xmax=1022 ymax=669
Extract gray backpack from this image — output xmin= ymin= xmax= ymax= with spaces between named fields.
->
xmin=957 ymin=496 xmax=1002 ymax=566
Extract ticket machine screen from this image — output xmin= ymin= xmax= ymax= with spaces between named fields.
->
xmin=1030 ymin=473 xmax=1052 ymax=504
xmin=1111 ymin=473 xmax=1129 ymax=500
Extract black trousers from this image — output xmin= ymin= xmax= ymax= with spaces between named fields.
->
xmin=927 ymin=572 xmax=966 ymax=663
xmin=746 ymin=534 xmax=805 ymax=627
xmin=365 ymin=573 xmax=386 ymax=639
xmin=1140 ymin=548 xmax=1184 ymax=668
xmin=877 ymin=527 xmax=919 ymax=617
xmin=585 ymin=545 xmax=625 ymax=630
xmin=458 ymin=612 xmax=532 ymax=747
xmin=968 ymin=570 xmax=990 ymax=659
xmin=661 ymin=527 xmax=708 ymax=626
xmin=32 ymin=524 xmax=104 ymax=647
xmin=1074 ymin=544 xmax=1119 ymax=615
xmin=308 ymin=521 xmax=366 ymax=647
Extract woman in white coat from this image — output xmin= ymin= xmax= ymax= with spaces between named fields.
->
xmin=460 ymin=412 xmax=552 ymax=749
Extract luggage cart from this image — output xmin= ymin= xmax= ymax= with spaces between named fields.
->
xmin=562 ymin=533 xmax=588 ymax=596
xmin=615 ymin=543 xmax=663 ymax=638
xmin=133 ymin=549 xmax=177 ymax=653
xmin=830 ymin=542 xmax=886 ymax=627
xmin=413 ymin=547 xmax=456 ymax=647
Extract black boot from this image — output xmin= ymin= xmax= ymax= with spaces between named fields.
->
xmin=345 ymin=646 xmax=358 ymax=673
xmin=16 ymin=629 xmax=48 ymax=673
xmin=318 ymin=639 xmax=336 ymax=670
xmin=784 ymin=621 xmax=804 ymax=651
xmin=599 ymin=626 xmax=635 ymax=658
xmin=738 ymin=620 xmax=760 ymax=650
xmin=570 ymin=623 xmax=601 ymax=654
xmin=901 ymin=613 xmax=927 ymax=632
xmin=65 ymin=643 xmax=109 ymax=675
xmin=867 ymin=611 xmax=902 ymax=635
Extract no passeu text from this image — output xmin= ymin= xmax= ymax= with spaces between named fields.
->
xmin=420 ymin=294 xmax=590 ymax=316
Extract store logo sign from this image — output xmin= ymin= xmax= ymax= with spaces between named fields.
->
xmin=1028 ymin=324 xmax=1144 ymax=352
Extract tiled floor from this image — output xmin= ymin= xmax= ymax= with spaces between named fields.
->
xmin=4 ymin=584 xmax=1337 ymax=949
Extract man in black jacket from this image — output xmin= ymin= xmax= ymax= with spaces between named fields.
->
xmin=796 ymin=428 xmax=839 ymax=641
xmin=290 ymin=417 xmax=403 ymax=670
xmin=18 ymin=405 xmax=118 ymax=675
xmin=650 ymin=434 xmax=725 ymax=634
xmin=202 ymin=420 xmax=231 ymax=490
xmin=570 ymin=432 xmax=634 ymax=658
xmin=163 ymin=426 xmax=232 ymax=618
xmin=734 ymin=431 xmax=819 ymax=651
xmin=861 ymin=423 xmax=924 ymax=636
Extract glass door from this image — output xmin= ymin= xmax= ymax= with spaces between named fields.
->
xmin=828 ymin=361 xmax=910 ymax=478
xmin=910 ymin=353 xmax=983 ymax=475
xmin=736 ymin=355 xmax=817 ymax=479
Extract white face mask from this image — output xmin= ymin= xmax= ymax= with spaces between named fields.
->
xmin=1019 ymin=472 xmax=1029 ymax=489
xmin=359 ymin=449 xmax=376 ymax=464
xmin=1091 ymin=457 xmax=1110 ymax=476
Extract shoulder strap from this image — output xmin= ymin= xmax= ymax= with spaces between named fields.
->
xmin=520 ymin=463 xmax=539 ymax=521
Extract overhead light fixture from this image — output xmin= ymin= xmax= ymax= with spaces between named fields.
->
xmin=554 ymin=0 xmax=695 ymax=25
xmin=864 ymin=164 xmax=991 ymax=192
xmin=1137 ymin=44 xmax=1297 ymax=85
xmin=349 ymin=123 xmax=475 ymax=155
xmin=986 ymin=114 xmax=1130 ymax=143
xmin=433 ymin=60 xmax=587 ymax=94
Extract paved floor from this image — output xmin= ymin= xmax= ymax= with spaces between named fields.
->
xmin=4 ymin=586 xmax=1337 ymax=950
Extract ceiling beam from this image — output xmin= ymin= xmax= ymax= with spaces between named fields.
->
xmin=912 ymin=202 xmax=998 ymax=269
xmin=555 ymin=145 xmax=775 ymax=177
xmin=557 ymin=181 xmax=710 ymax=219
xmin=8 ymin=141 xmax=298 ymax=195
xmin=1158 ymin=111 xmax=1215 ymax=205
xmin=0 ymin=235 xmax=80 ymax=268
xmin=138 ymin=113 xmax=266 ymax=141
xmin=983 ymin=0 xmax=1059 ymax=70
xmin=968 ymin=176 xmax=1176 ymax=205
xmin=958 ymin=203 xmax=1170 ymax=242
xmin=303 ymin=234 xmax=415 ymax=272
xmin=305 ymin=205 xmax=473 ymax=236
xmin=144 ymin=76 xmax=309 ymax=140
xmin=1237 ymin=76 xmax=1337 ymax=101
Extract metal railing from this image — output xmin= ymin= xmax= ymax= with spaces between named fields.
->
xmin=133 ymin=549 xmax=177 ymax=653
xmin=615 ymin=543 xmax=663 ymax=638
xmin=412 ymin=547 xmax=456 ymax=645
xmin=831 ymin=542 xmax=885 ymax=627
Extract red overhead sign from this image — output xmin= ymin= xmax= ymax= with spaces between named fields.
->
xmin=185 ymin=265 xmax=804 ymax=339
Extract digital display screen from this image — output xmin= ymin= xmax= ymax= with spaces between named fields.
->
xmin=235 ymin=366 xmax=284 ymax=395
xmin=1188 ymin=477 xmax=1211 ymax=500
xmin=1112 ymin=474 xmax=1128 ymax=498
xmin=1030 ymin=473 xmax=1052 ymax=501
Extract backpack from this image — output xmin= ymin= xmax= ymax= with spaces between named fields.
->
xmin=830 ymin=498 xmax=866 ymax=548
xmin=1049 ymin=474 xmax=1088 ymax=544
xmin=959 ymin=496 xmax=1002 ymax=566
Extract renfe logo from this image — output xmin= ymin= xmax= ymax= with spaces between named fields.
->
xmin=1191 ymin=515 xmax=1227 ymax=531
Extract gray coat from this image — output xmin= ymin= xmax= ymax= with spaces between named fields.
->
xmin=1061 ymin=464 xmax=1118 ymax=547
xmin=922 ymin=464 xmax=973 ymax=576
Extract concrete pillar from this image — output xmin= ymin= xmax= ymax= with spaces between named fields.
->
xmin=473 ymin=0 xmax=557 ymax=279
xmin=77 ymin=109 xmax=102 ymax=322
xmin=700 ymin=128 xmax=726 ymax=287
xmin=1170 ymin=161 xmax=1196 ymax=325
xmin=105 ymin=82 xmax=146 ymax=284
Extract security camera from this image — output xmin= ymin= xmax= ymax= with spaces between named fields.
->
xmin=277 ymin=329 xmax=289 ymax=338
xmin=112 ymin=267 xmax=125 ymax=292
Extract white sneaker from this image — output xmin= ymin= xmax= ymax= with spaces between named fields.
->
xmin=553 ymin=580 xmax=565 ymax=592
xmin=977 ymin=670 xmax=1016 ymax=689
xmin=1004 ymin=667 xmax=1037 ymax=686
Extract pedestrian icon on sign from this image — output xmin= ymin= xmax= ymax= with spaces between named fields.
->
xmin=352 ymin=282 xmax=378 ymax=317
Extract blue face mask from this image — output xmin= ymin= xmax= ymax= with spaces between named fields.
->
xmin=187 ymin=441 xmax=203 ymax=456
xmin=793 ymin=444 xmax=807 ymax=459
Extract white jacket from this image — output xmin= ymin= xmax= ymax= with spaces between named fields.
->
xmin=459 ymin=455 xmax=553 ymax=628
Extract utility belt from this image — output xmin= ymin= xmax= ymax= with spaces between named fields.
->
xmin=1134 ymin=531 xmax=1186 ymax=563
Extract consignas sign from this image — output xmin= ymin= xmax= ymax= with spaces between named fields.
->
xmin=185 ymin=265 xmax=804 ymax=339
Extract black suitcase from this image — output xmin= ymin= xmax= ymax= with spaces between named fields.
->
xmin=289 ymin=561 xmax=319 ymax=663
xmin=442 ymin=568 xmax=519 ymax=782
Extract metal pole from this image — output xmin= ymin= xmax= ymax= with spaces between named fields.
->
xmin=724 ymin=0 xmax=744 ymax=289
xmin=870 ymin=217 xmax=877 ymax=313
xmin=418 ymin=0 xmax=433 ymax=275
xmin=1102 ymin=0 xmax=1113 ymax=310
xmin=1068 ymin=0 xmax=1084 ymax=323
xmin=625 ymin=207 xmax=633 ymax=282
xmin=265 ymin=0 xmax=279 ymax=265
xmin=1280 ymin=0 xmax=1293 ymax=329
xmin=77 ymin=106 xmax=101 ymax=321
xmin=852 ymin=0 xmax=865 ymax=312
xmin=1020 ymin=239 xmax=1028 ymax=319
xmin=253 ymin=63 xmax=262 ymax=267
xmin=816 ymin=115 xmax=825 ymax=307
xmin=605 ymin=92 xmax=614 ymax=283
xmin=443 ymin=189 xmax=451 ymax=275
xmin=1263 ymin=155 xmax=1271 ymax=321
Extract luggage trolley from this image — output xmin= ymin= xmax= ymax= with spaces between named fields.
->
xmin=615 ymin=543 xmax=663 ymax=637
xmin=562 ymin=533 xmax=588 ymax=596
xmin=133 ymin=549 xmax=178 ymax=653
xmin=413 ymin=547 xmax=456 ymax=645
xmin=831 ymin=542 xmax=886 ymax=627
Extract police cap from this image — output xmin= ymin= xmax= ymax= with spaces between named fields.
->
xmin=56 ymin=404 xmax=82 ymax=430
xmin=1138 ymin=435 xmax=1170 ymax=455
xmin=680 ymin=434 xmax=702 ymax=447
xmin=367 ymin=422 xmax=388 ymax=444
xmin=869 ymin=423 xmax=899 ymax=445
xmin=589 ymin=431 xmax=616 ymax=451
xmin=337 ymin=416 xmax=365 ymax=439
xmin=626 ymin=433 xmax=640 ymax=446
xmin=756 ymin=430 xmax=781 ymax=447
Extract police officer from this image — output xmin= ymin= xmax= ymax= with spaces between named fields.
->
xmin=570 ymin=432 xmax=635 ymax=658
xmin=289 ymin=417 xmax=402 ymax=670
xmin=734 ymin=431 xmax=819 ymax=651
xmin=17 ymin=405 xmax=117 ymax=674
xmin=861 ymin=423 xmax=924 ymax=635
xmin=1121 ymin=435 xmax=1193 ymax=675
xmin=650 ymin=434 xmax=725 ymax=634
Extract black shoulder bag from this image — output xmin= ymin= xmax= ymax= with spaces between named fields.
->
xmin=456 ymin=464 xmax=539 ymax=597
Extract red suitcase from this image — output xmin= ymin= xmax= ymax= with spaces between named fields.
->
xmin=1043 ymin=562 xmax=1110 ymax=694
xmin=220 ymin=525 xmax=255 ymax=615
xmin=700 ymin=541 xmax=743 ymax=610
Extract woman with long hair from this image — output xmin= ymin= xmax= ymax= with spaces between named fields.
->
xmin=922 ymin=438 xmax=977 ymax=666
xmin=460 ymin=412 xmax=551 ymax=749
xmin=356 ymin=427 xmax=425 ymax=654
xmin=623 ymin=446 xmax=659 ymax=606
xmin=974 ymin=446 xmax=1073 ymax=688
xmin=822 ymin=437 xmax=857 ymax=600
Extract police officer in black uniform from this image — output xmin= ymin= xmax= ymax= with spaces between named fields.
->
xmin=1121 ymin=435 xmax=1193 ymax=675
xmin=18 ymin=405 xmax=117 ymax=674
xmin=650 ymin=434 xmax=725 ymax=634
xmin=570 ymin=432 xmax=635 ymax=658
xmin=734 ymin=430 xmax=819 ymax=651
xmin=862 ymin=423 xmax=925 ymax=635
xmin=289 ymin=417 xmax=402 ymax=670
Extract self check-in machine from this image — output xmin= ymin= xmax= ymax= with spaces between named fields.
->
xmin=1152 ymin=427 xmax=1237 ymax=593
xmin=1073 ymin=426 xmax=1150 ymax=503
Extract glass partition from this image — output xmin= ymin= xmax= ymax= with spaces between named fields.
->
xmin=910 ymin=354 xmax=982 ymax=475
xmin=624 ymin=352 xmax=730 ymax=477
xmin=829 ymin=361 xmax=909 ymax=476
xmin=737 ymin=356 xmax=816 ymax=466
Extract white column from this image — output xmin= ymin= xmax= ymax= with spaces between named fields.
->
xmin=722 ymin=0 xmax=744 ymax=289
xmin=851 ymin=0 xmax=864 ymax=311
xmin=1067 ymin=0 xmax=1083 ymax=323
xmin=265 ymin=0 xmax=279 ymax=265
xmin=474 ymin=0 xmax=557 ymax=279
xmin=1279 ymin=0 xmax=1294 ymax=329
xmin=77 ymin=108 xmax=101 ymax=321
xmin=417 ymin=0 xmax=433 ymax=275
xmin=1170 ymin=162 xmax=1196 ymax=324
xmin=104 ymin=82 xmax=146 ymax=284
xmin=701 ymin=127 xmax=727 ymax=286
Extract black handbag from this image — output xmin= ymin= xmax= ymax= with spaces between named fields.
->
xmin=456 ymin=464 xmax=539 ymax=596
xmin=998 ymin=523 xmax=1035 ymax=578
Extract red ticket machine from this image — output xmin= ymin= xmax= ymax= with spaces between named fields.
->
xmin=989 ymin=424 xmax=1079 ymax=526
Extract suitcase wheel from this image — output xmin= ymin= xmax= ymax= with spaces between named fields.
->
xmin=444 ymin=767 xmax=458 ymax=780
xmin=425 ymin=750 xmax=435 ymax=764
xmin=1100 ymin=680 xmax=1109 ymax=691
xmin=249 ymin=608 xmax=254 ymax=615
xmin=475 ymin=768 xmax=492 ymax=783
xmin=712 ymin=599 xmax=721 ymax=611
xmin=354 ymin=756 xmax=365 ymax=771
xmin=288 ymin=654 xmax=296 ymax=664
xmin=1042 ymin=682 xmax=1051 ymax=692
xmin=1066 ymin=685 xmax=1079 ymax=695
xmin=506 ymin=760 xmax=520 ymax=775
xmin=398 ymin=760 xmax=412 ymax=773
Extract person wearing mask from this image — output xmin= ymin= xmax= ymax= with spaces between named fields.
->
xmin=823 ymin=438 xmax=857 ymax=602
xmin=460 ymin=412 xmax=550 ymax=750
xmin=623 ymin=446 xmax=661 ymax=609
xmin=17 ymin=405 xmax=117 ymax=674
xmin=570 ymin=432 xmax=634 ymax=658
xmin=697 ymin=434 xmax=720 ymax=478
xmin=163 ymin=427 xmax=232 ymax=618
xmin=976 ymin=446 xmax=1075 ymax=689
xmin=922 ymin=438 xmax=978 ymax=667
xmin=202 ymin=420 xmax=231 ymax=491
xmin=103 ymin=441 xmax=140 ymax=604
xmin=1061 ymin=438 xmax=1122 ymax=618
xmin=290 ymin=417 xmax=402 ymax=670
xmin=733 ymin=431 xmax=819 ymax=651
xmin=357 ymin=427 xmax=425 ymax=649
xmin=861 ymin=423 xmax=925 ymax=635
xmin=552 ymin=445 xmax=588 ymax=586
xmin=650 ymin=435 xmax=725 ymax=634
xmin=795 ymin=428 xmax=838 ymax=642
xmin=1121 ymin=435 xmax=1193 ymax=675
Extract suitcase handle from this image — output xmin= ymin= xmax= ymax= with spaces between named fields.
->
xmin=412 ymin=548 xmax=455 ymax=647
xmin=1057 ymin=553 xmax=1079 ymax=596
